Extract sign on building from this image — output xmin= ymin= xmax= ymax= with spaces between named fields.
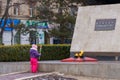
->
xmin=25 ymin=20 xmax=49 ymax=29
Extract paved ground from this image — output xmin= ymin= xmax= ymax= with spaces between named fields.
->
xmin=0 ymin=72 xmax=118 ymax=80
xmin=0 ymin=72 xmax=41 ymax=80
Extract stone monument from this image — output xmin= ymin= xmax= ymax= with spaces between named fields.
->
xmin=70 ymin=4 xmax=120 ymax=58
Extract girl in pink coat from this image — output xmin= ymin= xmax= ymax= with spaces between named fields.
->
xmin=30 ymin=44 xmax=41 ymax=73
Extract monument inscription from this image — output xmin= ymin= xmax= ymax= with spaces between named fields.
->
xmin=95 ymin=19 xmax=116 ymax=31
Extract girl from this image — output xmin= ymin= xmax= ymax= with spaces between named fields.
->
xmin=30 ymin=44 xmax=41 ymax=73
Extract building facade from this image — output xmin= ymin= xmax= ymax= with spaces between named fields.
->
xmin=0 ymin=0 xmax=79 ymax=45
xmin=0 ymin=0 xmax=35 ymax=19
xmin=0 ymin=0 xmax=48 ymax=45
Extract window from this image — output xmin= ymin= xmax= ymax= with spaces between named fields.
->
xmin=14 ymin=3 xmax=20 ymax=15
xmin=29 ymin=5 xmax=33 ymax=17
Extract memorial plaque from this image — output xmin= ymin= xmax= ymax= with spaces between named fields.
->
xmin=95 ymin=19 xmax=116 ymax=31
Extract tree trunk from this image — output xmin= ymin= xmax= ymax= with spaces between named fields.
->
xmin=0 ymin=0 xmax=11 ymax=44
xmin=11 ymin=30 xmax=13 ymax=45
xmin=60 ymin=37 xmax=65 ymax=44
xmin=0 ymin=28 xmax=4 ymax=44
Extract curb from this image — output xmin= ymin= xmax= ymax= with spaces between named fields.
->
xmin=0 ymin=71 xmax=28 ymax=77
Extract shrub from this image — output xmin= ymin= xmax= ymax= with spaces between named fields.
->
xmin=0 ymin=44 xmax=70 ymax=62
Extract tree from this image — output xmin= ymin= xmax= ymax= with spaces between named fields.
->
xmin=0 ymin=0 xmax=38 ymax=45
xmin=14 ymin=23 xmax=26 ymax=44
xmin=80 ymin=0 xmax=120 ymax=5
xmin=32 ymin=0 xmax=79 ymax=44
xmin=24 ymin=0 xmax=120 ymax=44
xmin=0 ymin=0 xmax=26 ymax=45
xmin=0 ymin=0 xmax=11 ymax=44
xmin=94 ymin=0 xmax=120 ymax=4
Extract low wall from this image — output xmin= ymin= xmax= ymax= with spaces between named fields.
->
xmin=0 ymin=62 xmax=30 ymax=74
xmin=39 ymin=61 xmax=120 ymax=79
xmin=0 ymin=61 xmax=120 ymax=79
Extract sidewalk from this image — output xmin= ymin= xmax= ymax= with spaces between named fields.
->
xmin=0 ymin=72 xmax=118 ymax=80
xmin=0 ymin=72 xmax=41 ymax=80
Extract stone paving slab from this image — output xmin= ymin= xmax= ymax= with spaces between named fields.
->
xmin=0 ymin=72 xmax=42 ymax=80
xmin=0 ymin=72 xmax=118 ymax=80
